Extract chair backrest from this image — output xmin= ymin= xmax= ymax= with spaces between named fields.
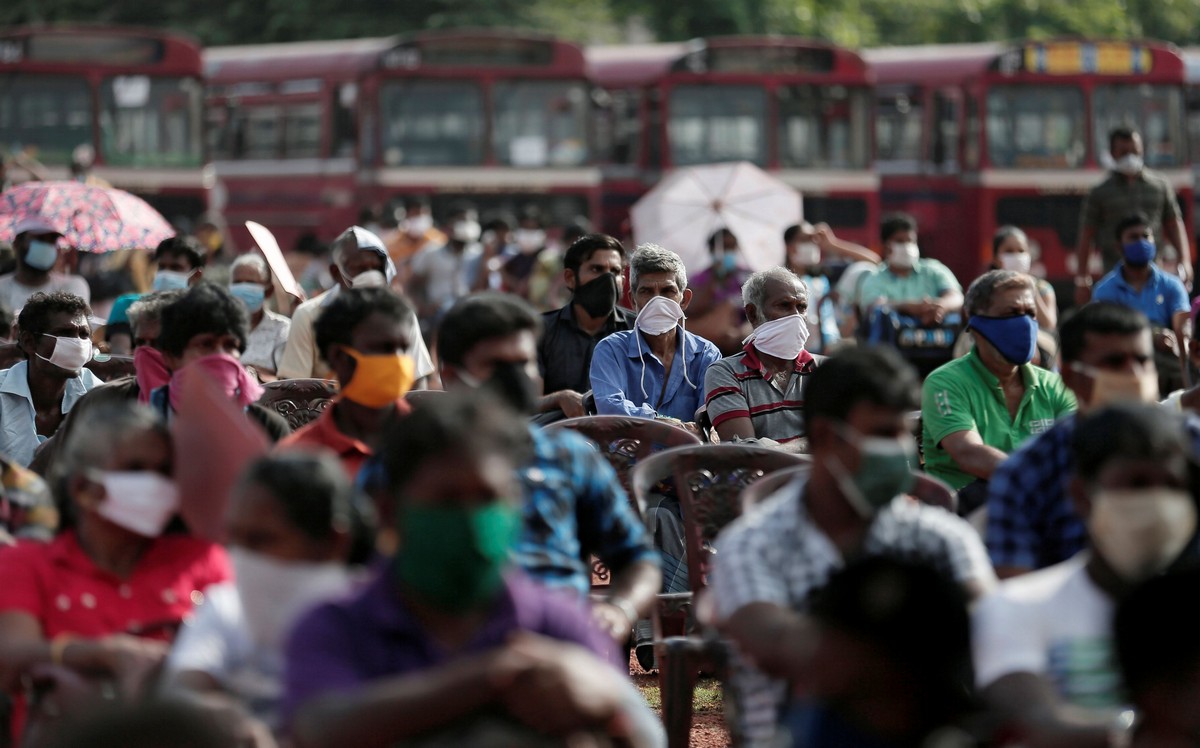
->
xmin=738 ymin=464 xmax=812 ymax=510
xmin=85 ymin=354 xmax=135 ymax=382
xmin=631 ymin=444 xmax=811 ymax=593
xmin=545 ymin=415 xmax=700 ymax=503
xmin=404 ymin=388 xmax=445 ymax=405
xmin=910 ymin=471 xmax=957 ymax=513
xmin=257 ymin=378 xmax=338 ymax=430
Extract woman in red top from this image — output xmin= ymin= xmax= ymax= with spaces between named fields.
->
xmin=0 ymin=401 xmax=231 ymax=739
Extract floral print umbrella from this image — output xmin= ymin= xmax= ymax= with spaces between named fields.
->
xmin=0 ymin=181 xmax=175 ymax=253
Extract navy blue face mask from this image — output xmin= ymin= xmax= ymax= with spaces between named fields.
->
xmin=968 ymin=314 xmax=1037 ymax=365
xmin=1123 ymin=239 xmax=1156 ymax=267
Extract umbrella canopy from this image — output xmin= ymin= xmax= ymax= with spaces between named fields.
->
xmin=631 ymin=162 xmax=802 ymax=276
xmin=0 ymin=181 xmax=175 ymax=253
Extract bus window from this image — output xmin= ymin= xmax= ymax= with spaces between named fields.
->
xmin=493 ymin=81 xmax=589 ymax=167
xmin=1093 ymin=84 xmax=1185 ymax=168
xmin=668 ymin=84 xmax=767 ymax=167
xmin=986 ymin=86 xmax=1084 ymax=169
xmin=606 ymin=89 xmax=641 ymax=166
xmin=964 ymin=96 xmax=981 ymax=170
xmin=240 ymin=106 xmax=281 ymax=160
xmin=378 ymin=80 xmax=483 ymax=166
xmin=283 ymin=104 xmax=321 ymax=159
xmin=875 ymin=89 xmax=923 ymax=167
xmin=778 ymin=85 xmax=870 ymax=169
xmin=931 ymin=92 xmax=959 ymax=172
xmin=333 ymin=84 xmax=357 ymax=159
xmin=99 ymin=76 xmax=203 ymax=167
xmin=1188 ymin=88 xmax=1200 ymax=166
xmin=0 ymin=75 xmax=92 ymax=165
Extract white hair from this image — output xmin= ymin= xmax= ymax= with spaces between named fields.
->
xmin=230 ymin=253 xmax=270 ymax=282
xmin=741 ymin=268 xmax=808 ymax=323
xmin=629 ymin=243 xmax=688 ymax=293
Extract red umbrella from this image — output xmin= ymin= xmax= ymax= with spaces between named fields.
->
xmin=0 ymin=181 xmax=175 ymax=252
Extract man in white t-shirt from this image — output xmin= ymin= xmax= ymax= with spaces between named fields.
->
xmin=973 ymin=402 xmax=1198 ymax=746
xmin=0 ymin=216 xmax=91 ymax=313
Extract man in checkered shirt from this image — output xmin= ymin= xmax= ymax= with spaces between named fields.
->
xmin=710 ymin=347 xmax=995 ymax=746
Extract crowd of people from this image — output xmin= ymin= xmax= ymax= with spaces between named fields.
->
xmin=0 ymin=124 xmax=1198 ymax=748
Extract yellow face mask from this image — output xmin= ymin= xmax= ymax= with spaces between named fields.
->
xmin=338 ymin=347 xmax=415 ymax=408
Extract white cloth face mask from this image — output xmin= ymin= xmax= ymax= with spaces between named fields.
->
xmin=39 ymin=334 xmax=93 ymax=372
xmin=635 ymin=295 xmax=685 ymax=336
xmin=998 ymin=252 xmax=1032 ymax=274
xmin=94 ymin=471 xmax=180 ymax=537
xmin=744 ymin=314 xmax=809 ymax=361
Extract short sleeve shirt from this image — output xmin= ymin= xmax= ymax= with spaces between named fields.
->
xmin=857 ymin=258 xmax=961 ymax=313
xmin=703 ymin=345 xmax=822 ymax=444
xmin=709 ymin=476 xmax=995 ymax=744
xmin=0 ymin=272 xmax=91 ymax=312
xmin=1080 ymin=170 xmax=1182 ymax=271
xmin=922 ymin=349 xmax=1076 ymax=490
xmin=1090 ymin=263 xmax=1189 ymax=328
xmin=242 ymin=310 xmax=291 ymax=373
xmin=0 ymin=531 xmax=232 ymax=639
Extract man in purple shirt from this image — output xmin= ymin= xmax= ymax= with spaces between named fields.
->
xmin=283 ymin=392 xmax=662 ymax=748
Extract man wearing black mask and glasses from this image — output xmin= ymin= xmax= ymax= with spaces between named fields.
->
xmin=536 ymin=234 xmax=633 ymax=419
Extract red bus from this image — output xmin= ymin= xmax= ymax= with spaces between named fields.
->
xmin=587 ymin=37 xmax=878 ymax=249
xmin=0 ymin=25 xmax=209 ymax=227
xmin=205 ymin=31 xmax=600 ymax=250
xmin=865 ymin=39 xmax=1193 ymax=285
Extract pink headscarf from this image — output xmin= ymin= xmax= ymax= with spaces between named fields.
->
xmin=168 ymin=353 xmax=264 ymax=412
xmin=134 ymin=347 xmax=172 ymax=404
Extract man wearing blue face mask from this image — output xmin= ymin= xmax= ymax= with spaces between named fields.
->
xmin=0 ymin=292 xmax=101 ymax=466
xmin=228 ymin=253 xmax=290 ymax=379
xmin=922 ymin=270 xmax=1076 ymax=509
xmin=0 ymin=217 xmax=91 ymax=313
xmin=1091 ymin=212 xmax=1190 ymax=398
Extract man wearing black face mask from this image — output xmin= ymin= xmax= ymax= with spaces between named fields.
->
xmin=536 ymin=234 xmax=632 ymax=419
xmin=436 ymin=292 xmax=661 ymax=646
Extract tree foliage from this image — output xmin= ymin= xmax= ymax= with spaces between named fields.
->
xmin=2 ymin=0 xmax=1198 ymax=47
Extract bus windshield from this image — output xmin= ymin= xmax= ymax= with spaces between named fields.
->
xmin=778 ymin=85 xmax=871 ymax=169
xmin=0 ymin=74 xmax=92 ymax=165
xmin=1093 ymin=84 xmax=1186 ymax=169
xmin=379 ymin=80 xmax=485 ymax=166
xmin=668 ymin=85 xmax=767 ymax=166
xmin=493 ymin=80 xmax=589 ymax=167
xmin=99 ymin=76 xmax=203 ymax=167
xmin=986 ymin=85 xmax=1086 ymax=169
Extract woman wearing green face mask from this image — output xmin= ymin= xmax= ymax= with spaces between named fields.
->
xmin=282 ymin=393 xmax=665 ymax=748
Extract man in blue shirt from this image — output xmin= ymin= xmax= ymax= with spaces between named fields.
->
xmin=435 ymin=292 xmax=661 ymax=644
xmin=986 ymin=302 xmax=1200 ymax=578
xmin=1091 ymin=211 xmax=1190 ymax=397
xmin=589 ymin=244 xmax=721 ymax=429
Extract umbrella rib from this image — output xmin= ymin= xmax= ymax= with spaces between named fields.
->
xmin=722 ymin=186 xmax=796 ymax=206
xmin=652 ymin=203 xmax=718 ymax=241
xmin=721 ymin=202 xmax=787 ymax=225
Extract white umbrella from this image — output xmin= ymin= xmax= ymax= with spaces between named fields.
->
xmin=630 ymin=162 xmax=802 ymax=275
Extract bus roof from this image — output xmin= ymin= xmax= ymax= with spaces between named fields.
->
xmin=0 ymin=24 xmax=202 ymax=70
xmin=206 ymin=30 xmax=586 ymax=83
xmin=587 ymin=36 xmax=871 ymax=88
xmin=866 ymin=39 xmax=1185 ymax=87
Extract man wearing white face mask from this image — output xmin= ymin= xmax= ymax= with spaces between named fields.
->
xmin=277 ymin=226 xmax=434 ymax=384
xmin=973 ymin=403 xmax=1199 ymax=746
xmin=859 ymin=213 xmax=963 ymax=347
xmin=1076 ymin=126 xmax=1191 ymax=305
xmin=704 ymin=268 xmax=824 ymax=447
xmin=0 ymin=217 xmax=91 ymax=313
xmin=0 ymin=291 xmax=100 ymax=466
xmin=589 ymin=244 xmax=721 ymax=426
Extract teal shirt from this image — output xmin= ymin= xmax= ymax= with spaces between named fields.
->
xmin=858 ymin=258 xmax=961 ymax=313
xmin=922 ymin=349 xmax=1076 ymax=490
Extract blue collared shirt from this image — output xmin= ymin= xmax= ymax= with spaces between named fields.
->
xmin=986 ymin=411 xmax=1200 ymax=570
xmin=0 ymin=360 xmax=101 ymax=466
xmin=1091 ymin=262 xmax=1189 ymax=327
xmin=590 ymin=326 xmax=722 ymax=421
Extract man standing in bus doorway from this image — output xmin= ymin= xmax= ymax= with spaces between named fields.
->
xmin=1074 ymin=126 xmax=1191 ymax=305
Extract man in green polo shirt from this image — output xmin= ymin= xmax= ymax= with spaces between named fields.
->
xmin=922 ymin=270 xmax=1076 ymax=510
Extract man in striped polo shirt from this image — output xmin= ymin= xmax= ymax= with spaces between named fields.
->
xmin=703 ymin=267 xmax=825 ymax=448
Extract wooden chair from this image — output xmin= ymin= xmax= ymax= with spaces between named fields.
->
xmin=631 ymin=444 xmax=811 ymax=748
xmin=256 ymin=378 xmax=338 ymax=431
xmin=737 ymin=463 xmax=813 ymax=509
xmin=544 ymin=416 xmax=699 ymax=585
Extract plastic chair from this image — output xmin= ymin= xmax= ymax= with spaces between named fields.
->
xmin=631 ymin=444 xmax=811 ymax=748
xmin=737 ymin=463 xmax=813 ymax=509
xmin=256 ymin=378 xmax=338 ymax=430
